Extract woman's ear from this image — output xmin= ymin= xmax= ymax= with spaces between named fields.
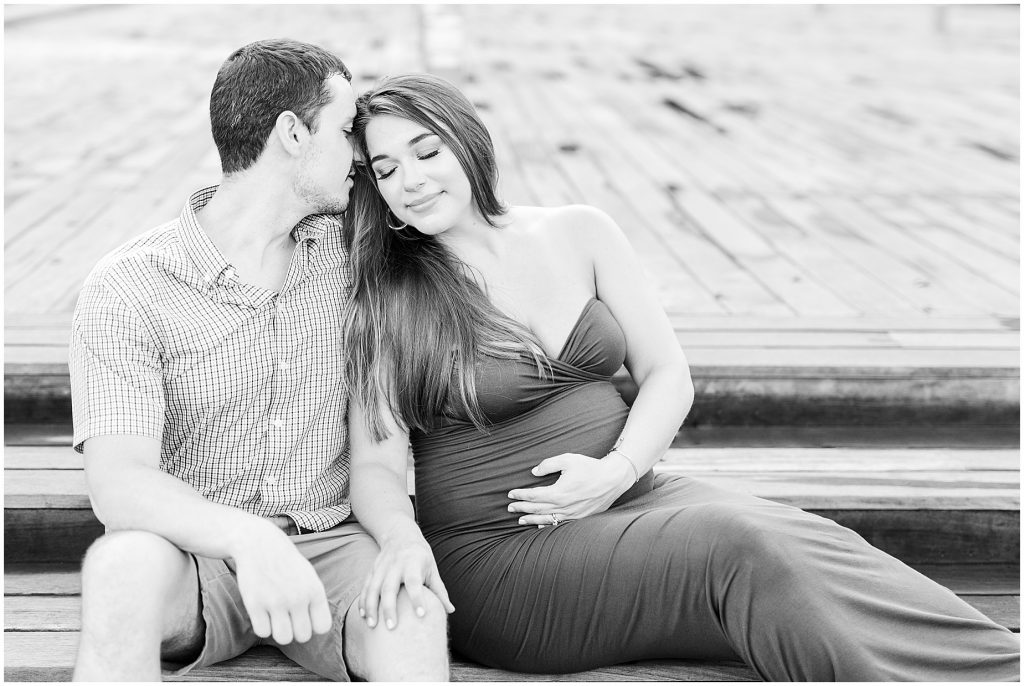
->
xmin=273 ymin=110 xmax=307 ymax=157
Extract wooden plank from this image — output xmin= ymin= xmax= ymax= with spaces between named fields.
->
xmin=4 ymin=508 xmax=103 ymax=564
xmin=5 ymin=564 xmax=82 ymax=596
xmin=860 ymin=196 xmax=1019 ymax=296
xmin=544 ymin=79 xmax=791 ymax=316
xmin=820 ymin=509 xmax=1018 ymax=565
xmin=8 ymin=445 xmax=1019 ymax=473
xmin=4 ymin=424 xmax=74 ymax=446
xmin=671 ymin=426 xmax=1020 ymax=450
xmin=512 ymin=74 xmax=733 ymax=315
xmin=9 ymin=560 xmax=1016 ymax=599
xmin=5 ymin=593 xmax=1015 ymax=636
xmin=909 ymin=563 xmax=1020 ymax=595
xmin=14 ymin=329 xmax=1016 ymax=368
xmin=5 ymin=422 xmax=1018 ymax=452
xmin=1 ymin=631 xmax=758 ymax=682
xmin=658 ymin=448 xmax=1020 ymax=472
xmin=6 ymin=312 xmax=1018 ymax=337
xmin=750 ymin=194 xmax=1014 ymax=318
xmin=5 ymin=470 xmax=89 ymax=508
xmin=7 ymin=463 xmax=1018 ymax=511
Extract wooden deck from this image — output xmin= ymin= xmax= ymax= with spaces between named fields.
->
xmin=4 ymin=431 xmax=1019 ymax=681
xmin=4 ymin=5 xmax=1019 ymax=396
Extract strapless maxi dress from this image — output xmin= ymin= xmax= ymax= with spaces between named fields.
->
xmin=410 ymin=298 xmax=1019 ymax=680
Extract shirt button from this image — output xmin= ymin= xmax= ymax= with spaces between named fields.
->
xmin=264 ymin=475 xmax=278 ymax=486
xmin=279 ymin=361 xmax=290 ymax=370
xmin=272 ymin=418 xmax=284 ymax=428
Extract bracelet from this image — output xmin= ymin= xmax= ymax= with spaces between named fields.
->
xmin=609 ymin=448 xmax=640 ymax=484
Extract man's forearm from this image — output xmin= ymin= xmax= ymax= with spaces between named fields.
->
xmin=86 ymin=452 xmax=281 ymax=562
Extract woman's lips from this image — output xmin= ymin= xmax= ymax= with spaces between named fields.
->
xmin=406 ymin=192 xmax=442 ymax=211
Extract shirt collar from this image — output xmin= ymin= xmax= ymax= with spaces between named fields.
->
xmin=178 ymin=187 xmax=344 ymax=286
xmin=179 ymin=186 xmax=230 ymax=288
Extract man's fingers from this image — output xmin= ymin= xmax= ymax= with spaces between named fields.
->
xmin=269 ymin=608 xmax=294 ymax=645
xmin=290 ymin=606 xmax=314 ymax=644
xmin=310 ymin=595 xmax=333 ymax=635
xmin=249 ymin=607 xmax=273 ymax=639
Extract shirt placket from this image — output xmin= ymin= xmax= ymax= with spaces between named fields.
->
xmin=261 ymin=238 xmax=312 ymax=506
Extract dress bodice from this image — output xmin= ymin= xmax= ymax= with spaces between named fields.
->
xmin=410 ymin=297 xmax=650 ymax=547
xmin=435 ymin=298 xmax=627 ymax=426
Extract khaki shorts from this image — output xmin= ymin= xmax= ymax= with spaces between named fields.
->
xmin=162 ymin=519 xmax=379 ymax=681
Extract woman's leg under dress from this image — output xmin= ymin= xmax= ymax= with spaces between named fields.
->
xmin=447 ymin=474 xmax=1019 ymax=680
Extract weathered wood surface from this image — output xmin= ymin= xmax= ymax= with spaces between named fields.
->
xmin=6 ymin=447 xmax=1019 ymax=510
xmin=4 ymin=5 xmax=1019 ymax=387
xmin=5 ymin=443 xmax=1018 ymax=564
xmin=4 ymin=572 xmax=1015 ymax=681
xmin=7 ymin=422 xmax=1020 ymax=450
xmin=7 ymin=560 xmax=1018 ymax=598
xmin=2 ymin=632 xmax=759 ymax=682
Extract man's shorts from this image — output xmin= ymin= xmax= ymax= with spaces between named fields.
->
xmin=162 ymin=519 xmax=379 ymax=681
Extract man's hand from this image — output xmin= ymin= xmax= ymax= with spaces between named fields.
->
xmin=230 ymin=520 xmax=332 ymax=645
xmin=358 ymin=529 xmax=454 ymax=631
xmin=507 ymin=453 xmax=634 ymax=527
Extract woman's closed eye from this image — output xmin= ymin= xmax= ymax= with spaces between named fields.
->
xmin=373 ymin=149 xmax=441 ymax=180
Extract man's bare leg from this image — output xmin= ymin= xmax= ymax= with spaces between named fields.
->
xmin=73 ymin=530 xmax=204 ymax=681
xmin=344 ymin=587 xmax=450 ymax=680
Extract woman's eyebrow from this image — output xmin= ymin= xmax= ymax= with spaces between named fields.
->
xmin=370 ymin=132 xmax=438 ymax=164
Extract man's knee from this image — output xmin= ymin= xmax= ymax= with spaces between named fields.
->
xmin=80 ymin=530 xmax=201 ymax=641
xmin=344 ymin=589 xmax=449 ymax=680
xmin=82 ymin=530 xmax=192 ymax=594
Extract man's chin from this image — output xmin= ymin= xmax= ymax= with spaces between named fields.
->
xmin=318 ymin=197 xmax=349 ymax=215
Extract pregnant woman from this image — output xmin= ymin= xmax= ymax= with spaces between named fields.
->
xmin=343 ymin=73 xmax=1019 ymax=680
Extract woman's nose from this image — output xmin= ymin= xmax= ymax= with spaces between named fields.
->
xmin=403 ymin=163 xmax=427 ymax=191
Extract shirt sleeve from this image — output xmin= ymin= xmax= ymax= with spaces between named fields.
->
xmin=69 ymin=274 xmax=165 ymax=453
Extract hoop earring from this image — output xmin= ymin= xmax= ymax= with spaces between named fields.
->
xmin=386 ymin=210 xmax=408 ymax=231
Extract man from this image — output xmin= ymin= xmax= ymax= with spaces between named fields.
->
xmin=69 ymin=39 xmax=450 ymax=681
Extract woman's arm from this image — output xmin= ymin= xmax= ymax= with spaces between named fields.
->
xmin=508 ymin=205 xmax=693 ymax=526
xmin=349 ymin=399 xmax=455 ymax=629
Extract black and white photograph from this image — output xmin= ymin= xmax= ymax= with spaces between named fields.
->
xmin=4 ymin=3 xmax=1020 ymax=681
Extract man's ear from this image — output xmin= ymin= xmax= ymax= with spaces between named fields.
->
xmin=274 ymin=110 xmax=307 ymax=156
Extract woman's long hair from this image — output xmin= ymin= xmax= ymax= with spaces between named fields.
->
xmin=344 ymin=74 xmax=545 ymax=442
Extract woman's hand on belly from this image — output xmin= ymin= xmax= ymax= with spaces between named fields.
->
xmin=506 ymin=452 xmax=636 ymax=527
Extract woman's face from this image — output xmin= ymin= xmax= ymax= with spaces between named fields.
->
xmin=364 ymin=113 xmax=475 ymax=236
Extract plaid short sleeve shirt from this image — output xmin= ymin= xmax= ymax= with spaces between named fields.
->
xmin=70 ymin=186 xmax=353 ymax=531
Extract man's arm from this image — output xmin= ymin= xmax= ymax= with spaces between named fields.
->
xmin=83 ymin=434 xmax=333 ymax=645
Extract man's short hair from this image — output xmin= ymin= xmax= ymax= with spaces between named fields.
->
xmin=210 ymin=38 xmax=351 ymax=175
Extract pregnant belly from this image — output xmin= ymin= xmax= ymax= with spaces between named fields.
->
xmin=411 ymin=382 xmax=629 ymax=545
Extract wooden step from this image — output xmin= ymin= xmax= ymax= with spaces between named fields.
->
xmin=6 ymin=422 xmax=1021 ymax=450
xmin=1 ymin=631 xmax=758 ymax=682
xmin=6 ymin=314 xmax=1019 ymax=426
xmin=4 ymin=444 xmax=1019 ymax=565
xmin=5 ymin=562 xmax=1016 ymax=681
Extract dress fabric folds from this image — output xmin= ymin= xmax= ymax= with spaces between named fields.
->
xmin=410 ymin=298 xmax=1019 ymax=680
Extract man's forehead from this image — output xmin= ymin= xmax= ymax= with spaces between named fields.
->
xmin=329 ymin=74 xmax=356 ymax=108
